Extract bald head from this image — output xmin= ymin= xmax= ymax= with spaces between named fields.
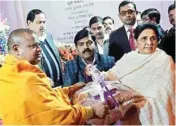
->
xmin=7 ymin=28 xmax=42 ymax=65
xmin=7 ymin=28 xmax=35 ymax=53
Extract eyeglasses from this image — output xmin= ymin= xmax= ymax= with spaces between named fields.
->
xmin=120 ymin=10 xmax=135 ymax=16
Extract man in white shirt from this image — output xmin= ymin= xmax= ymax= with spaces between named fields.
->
xmin=103 ymin=16 xmax=115 ymax=36
xmin=89 ymin=16 xmax=109 ymax=55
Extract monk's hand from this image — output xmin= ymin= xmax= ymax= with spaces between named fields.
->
xmin=91 ymin=101 xmax=106 ymax=118
xmin=68 ymin=82 xmax=86 ymax=97
xmin=47 ymin=77 xmax=54 ymax=87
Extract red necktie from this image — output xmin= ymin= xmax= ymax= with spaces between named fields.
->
xmin=128 ymin=28 xmax=136 ymax=50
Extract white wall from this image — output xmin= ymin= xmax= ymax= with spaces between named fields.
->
xmin=0 ymin=0 xmax=174 ymax=43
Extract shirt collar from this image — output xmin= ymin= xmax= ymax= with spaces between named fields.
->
xmin=81 ymin=55 xmax=96 ymax=65
xmin=96 ymin=34 xmax=109 ymax=47
xmin=124 ymin=21 xmax=138 ymax=32
xmin=39 ymin=33 xmax=47 ymax=42
xmin=79 ymin=52 xmax=99 ymax=66
xmin=104 ymin=34 xmax=109 ymax=41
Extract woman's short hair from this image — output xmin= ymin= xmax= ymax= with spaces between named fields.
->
xmin=134 ymin=23 xmax=159 ymax=40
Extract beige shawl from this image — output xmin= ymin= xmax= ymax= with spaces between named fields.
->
xmin=109 ymin=48 xmax=175 ymax=125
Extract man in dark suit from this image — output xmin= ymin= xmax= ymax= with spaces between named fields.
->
xmin=27 ymin=9 xmax=63 ymax=87
xmin=158 ymin=3 xmax=175 ymax=62
xmin=109 ymin=0 xmax=137 ymax=61
xmin=141 ymin=8 xmax=165 ymax=39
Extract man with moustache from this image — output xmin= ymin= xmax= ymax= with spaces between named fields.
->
xmin=103 ymin=16 xmax=115 ymax=36
xmin=63 ymin=29 xmax=115 ymax=86
xmin=27 ymin=9 xmax=63 ymax=87
xmin=89 ymin=16 xmax=109 ymax=55
xmin=109 ymin=0 xmax=138 ymax=61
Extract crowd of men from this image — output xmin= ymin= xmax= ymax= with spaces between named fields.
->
xmin=0 ymin=1 xmax=175 ymax=87
xmin=0 ymin=0 xmax=175 ymax=125
xmin=64 ymin=1 xmax=175 ymax=87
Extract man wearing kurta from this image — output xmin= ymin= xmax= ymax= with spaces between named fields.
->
xmin=0 ymin=28 xmax=105 ymax=124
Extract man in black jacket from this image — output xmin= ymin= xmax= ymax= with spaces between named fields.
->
xmin=109 ymin=0 xmax=137 ymax=61
xmin=158 ymin=3 xmax=175 ymax=62
xmin=141 ymin=8 xmax=165 ymax=39
xmin=27 ymin=9 xmax=63 ymax=87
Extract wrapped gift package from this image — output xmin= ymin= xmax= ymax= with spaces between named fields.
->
xmin=72 ymin=81 xmax=137 ymax=125
xmin=72 ymin=81 xmax=135 ymax=106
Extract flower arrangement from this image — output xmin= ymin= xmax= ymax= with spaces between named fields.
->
xmin=55 ymin=42 xmax=78 ymax=62
xmin=0 ymin=13 xmax=10 ymax=66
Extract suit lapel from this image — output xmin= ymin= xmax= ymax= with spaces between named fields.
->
xmin=121 ymin=26 xmax=129 ymax=44
xmin=45 ymin=34 xmax=63 ymax=65
xmin=45 ymin=34 xmax=63 ymax=81
xmin=77 ymin=56 xmax=86 ymax=82
xmin=120 ymin=26 xmax=131 ymax=51
xmin=94 ymin=53 xmax=104 ymax=71
xmin=46 ymin=34 xmax=59 ymax=59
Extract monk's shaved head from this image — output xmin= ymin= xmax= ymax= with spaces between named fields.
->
xmin=7 ymin=28 xmax=34 ymax=53
xmin=7 ymin=28 xmax=41 ymax=65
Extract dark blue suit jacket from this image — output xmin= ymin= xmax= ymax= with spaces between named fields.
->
xmin=63 ymin=53 xmax=115 ymax=86
xmin=39 ymin=33 xmax=63 ymax=86
xmin=157 ymin=24 xmax=165 ymax=39
xmin=109 ymin=26 xmax=131 ymax=61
